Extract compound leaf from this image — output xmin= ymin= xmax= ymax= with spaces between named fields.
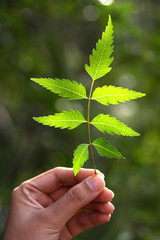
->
xmin=73 ymin=144 xmax=89 ymax=175
xmin=85 ymin=15 xmax=114 ymax=81
xmin=93 ymin=138 xmax=123 ymax=159
xmin=92 ymin=85 xmax=146 ymax=106
xmin=33 ymin=110 xmax=86 ymax=130
xmin=31 ymin=78 xmax=87 ymax=100
xmin=91 ymin=114 xmax=139 ymax=136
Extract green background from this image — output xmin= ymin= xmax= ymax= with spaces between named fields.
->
xmin=0 ymin=0 xmax=160 ymax=239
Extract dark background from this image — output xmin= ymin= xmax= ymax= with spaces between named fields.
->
xmin=0 ymin=0 xmax=160 ymax=239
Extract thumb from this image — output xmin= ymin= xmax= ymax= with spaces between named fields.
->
xmin=46 ymin=173 xmax=105 ymax=227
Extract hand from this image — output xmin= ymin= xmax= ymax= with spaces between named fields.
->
xmin=3 ymin=167 xmax=114 ymax=240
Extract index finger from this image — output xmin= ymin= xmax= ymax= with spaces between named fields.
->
xmin=27 ymin=167 xmax=103 ymax=194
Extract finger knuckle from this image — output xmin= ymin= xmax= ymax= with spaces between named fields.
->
xmin=65 ymin=187 xmax=83 ymax=205
xmin=19 ymin=181 xmax=29 ymax=192
xmin=12 ymin=181 xmax=30 ymax=199
xmin=54 ymin=167 xmax=61 ymax=171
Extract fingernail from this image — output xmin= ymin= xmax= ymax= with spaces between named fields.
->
xmin=86 ymin=174 xmax=105 ymax=192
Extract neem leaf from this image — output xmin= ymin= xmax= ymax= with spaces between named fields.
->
xmin=85 ymin=15 xmax=114 ymax=81
xmin=33 ymin=110 xmax=86 ymax=130
xmin=92 ymin=85 xmax=146 ymax=106
xmin=31 ymin=78 xmax=87 ymax=100
xmin=32 ymin=16 xmax=145 ymax=174
xmin=93 ymin=138 xmax=123 ymax=159
xmin=73 ymin=144 xmax=89 ymax=175
xmin=91 ymin=114 xmax=140 ymax=136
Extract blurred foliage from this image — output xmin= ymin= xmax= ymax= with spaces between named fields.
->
xmin=0 ymin=0 xmax=160 ymax=239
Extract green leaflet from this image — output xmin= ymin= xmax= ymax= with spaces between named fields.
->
xmin=85 ymin=15 xmax=114 ymax=81
xmin=92 ymin=85 xmax=146 ymax=106
xmin=32 ymin=16 xmax=146 ymax=175
xmin=93 ymin=138 xmax=122 ymax=159
xmin=91 ymin=114 xmax=140 ymax=136
xmin=33 ymin=110 xmax=86 ymax=130
xmin=73 ymin=144 xmax=89 ymax=175
xmin=31 ymin=78 xmax=87 ymax=100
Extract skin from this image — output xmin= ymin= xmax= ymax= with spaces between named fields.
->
xmin=3 ymin=167 xmax=115 ymax=240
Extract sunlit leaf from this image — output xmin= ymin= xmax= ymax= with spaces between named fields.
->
xmin=31 ymin=78 xmax=87 ymax=100
xmin=73 ymin=144 xmax=89 ymax=175
xmin=85 ymin=15 xmax=114 ymax=81
xmin=91 ymin=114 xmax=139 ymax=136
xmin=33 ymin=110 xmax=86 ymax=130
xmin=92 ymin=85 xmax=146 ymax=106
xmin=93 ymin=138 xmax=123 ymax=159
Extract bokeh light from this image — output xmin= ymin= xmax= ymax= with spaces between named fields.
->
xmin=98 ymin=0 xmax=114 ymax=6
xmin=83 ymin=5 xmax=100 ymax=22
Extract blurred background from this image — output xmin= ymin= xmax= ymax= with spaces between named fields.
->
xmin=0 ymin=0 xmax=160 ymax=239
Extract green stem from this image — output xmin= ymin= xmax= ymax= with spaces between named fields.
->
xmin=87 ymin=79 xmax=96 ymax=174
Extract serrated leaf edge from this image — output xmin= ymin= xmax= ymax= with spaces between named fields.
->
xmin=92 ymin=85 xmax=146 ymax=105
xmin=73 ymin=144 xmax=89 ymax=175
xmin=31 ymin=78 xmax=88 ymax=99
xmin=93 ymin=138 xmax=122 ymax=159
xmin=91 ymin=114 xmax=140 ymax=136
xmin=33 ymin=110 xmax=86 ymax=129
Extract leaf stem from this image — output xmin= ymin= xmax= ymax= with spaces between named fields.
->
xmin=87 ymin=79 xmax=96 ymax=174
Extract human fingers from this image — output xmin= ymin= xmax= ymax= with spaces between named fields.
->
xmin=60 ymin=212 xmax=111 ymax=240
xmin=49 ymin=186 xmax=114 ymax=204
xmin=49 ymin=186 xmax=114 ymax=206
xmin=49 ymin=188 xmax=114 ymax=216
xmin=94 ymin=187 xmax=114 ymax=202
xmin=81 ymin=201 xmax=115 ymax=214
xmin=44 ymin=174 xmax=105 ymax=227
xmin=28 ymin=167 xmax=99 ymax=194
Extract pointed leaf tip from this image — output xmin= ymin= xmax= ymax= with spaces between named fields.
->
xmin=85 ymin=15 xmax=114 ymax=80
xmin=33 ymin=117 xmax=39 ymax=122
